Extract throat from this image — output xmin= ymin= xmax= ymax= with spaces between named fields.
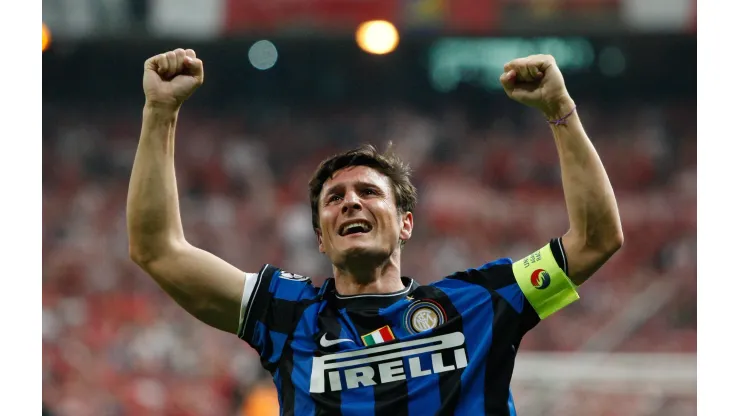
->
xmin=333 ymin=256 xmax=404 ymax=296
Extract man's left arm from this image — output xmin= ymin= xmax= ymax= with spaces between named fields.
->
xmin=501 ymin=55 xmax=623 ymax=286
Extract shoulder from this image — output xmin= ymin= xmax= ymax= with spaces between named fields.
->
xmin=254 ymin=264 xmax=321 ymax=301
xmin=431 ymin=241 xmax=580 ymax=320
xmin=433 ymin=258 xmax=517 ymax=290
xmin=238 ymin=264 xmax=322 ymax=342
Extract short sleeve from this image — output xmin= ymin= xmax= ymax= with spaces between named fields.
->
xmin=446 ymin=239 xmax=579 ymax=335
xmin=237 ymin=264 xmax=318 ymax=371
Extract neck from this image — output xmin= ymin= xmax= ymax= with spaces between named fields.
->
xmin=332 ymin=250 xmax=405 ymax=296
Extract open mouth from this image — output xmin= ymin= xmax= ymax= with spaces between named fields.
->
xmin=338 ymin=220 xmax=373 ymax=236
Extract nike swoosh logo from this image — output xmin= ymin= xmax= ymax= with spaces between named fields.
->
xmin=319 ymin=333 xmax=354 ymax=348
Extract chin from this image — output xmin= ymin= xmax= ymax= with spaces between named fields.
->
xmin=338 ymin=242 xmax=392 ymax=267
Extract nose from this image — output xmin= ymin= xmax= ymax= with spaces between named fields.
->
xmin=341 ymin=191 xmax=362 ymax=214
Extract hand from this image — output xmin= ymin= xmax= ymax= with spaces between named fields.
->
xmin=143 ymin=48 xmax=204 ymax=111
xmin=499 ymin=54 xmax=574 ymax=119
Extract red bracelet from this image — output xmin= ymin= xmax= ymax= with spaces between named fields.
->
xmin=548 ymin=105 xmax=577 ymax=126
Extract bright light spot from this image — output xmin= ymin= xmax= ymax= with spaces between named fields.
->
xmin=248 ymin=40 xmax=278 ymax=70
xmin=599 ymin=46 xmax=626 ymax=77
xmin=42 ymin=23 xmax=51 ymax=52
xmin=356 ymin=20 xmax=399 ymax=55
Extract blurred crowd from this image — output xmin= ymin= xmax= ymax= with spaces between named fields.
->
xmin=42 ymin=98 xmax=696 ymax=415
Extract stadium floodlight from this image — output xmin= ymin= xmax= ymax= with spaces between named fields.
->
xmin=355 ymin=20 xmax=399 ymax=55
xmin=42 ymin=23 xmax=51 ymax=52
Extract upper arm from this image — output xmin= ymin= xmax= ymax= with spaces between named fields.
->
xmin=237 ymin=265 xmax=318 ymax=371
xmin=136 ymin=242 xmax=247 ymax=334
xmin=561 ymin=229 xmax=622 ymax=286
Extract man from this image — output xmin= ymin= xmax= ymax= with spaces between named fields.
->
xmin=127 ymin=48 xmax=623 ymax=415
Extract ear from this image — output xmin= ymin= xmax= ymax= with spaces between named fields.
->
xmin=399 ymin=212 xmax=413 ymax=242
xmin=315 ymin=228 xmax=325 ymax=254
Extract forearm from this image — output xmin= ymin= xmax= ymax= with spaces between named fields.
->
xmin=546 ymin=98 xmax=623 ymax=279
xmin=498 ymin=55 xmax=622 ymax=283
xmin=127 ymin=105 xmax=186 ymax=262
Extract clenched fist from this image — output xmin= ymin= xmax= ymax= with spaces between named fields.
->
xmin=143 ymin=48 xmax=204 ymax=111
xmin=499 ymin=54 xmax=574 ymax=119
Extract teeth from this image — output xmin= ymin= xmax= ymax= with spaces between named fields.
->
xmin=341 ymin=221 xmax=370 ymax=235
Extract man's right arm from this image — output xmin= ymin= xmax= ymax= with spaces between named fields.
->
xmin=127 ymin=49 xmax=246 ymax=334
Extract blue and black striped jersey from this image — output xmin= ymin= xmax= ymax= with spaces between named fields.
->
xmin=238 ymin=239 xmax=572 ymax=416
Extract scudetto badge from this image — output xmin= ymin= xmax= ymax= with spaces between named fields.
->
xmin=404 ymin=300 xmax=447 ymax=334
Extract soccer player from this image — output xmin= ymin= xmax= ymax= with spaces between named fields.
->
xmin=127 ymin=49 xmax=623 ymax=415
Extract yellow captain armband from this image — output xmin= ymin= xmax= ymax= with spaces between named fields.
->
xmin=512 ymin=243 xmax=580 ymax=320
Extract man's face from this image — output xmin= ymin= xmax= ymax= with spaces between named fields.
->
xmin=316 ymin=165 xmax=413 ymax=267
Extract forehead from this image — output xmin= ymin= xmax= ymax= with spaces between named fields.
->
xmin=321 ymin=165 xmax=392 ymax=195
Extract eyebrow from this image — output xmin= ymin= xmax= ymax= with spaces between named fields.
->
xmin=323 ymin=181 xmax=383 ymax=199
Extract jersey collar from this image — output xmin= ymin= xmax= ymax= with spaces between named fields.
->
xmin=321 ymin=277 xmax=418 ymax=309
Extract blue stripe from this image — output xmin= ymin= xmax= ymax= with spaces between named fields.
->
xmin=406 ymin=355 xmax=441 ymax=415
xmin=508 ymin=389 xmax=517 ymax=416
xmin=495 ymin=283 xmax=525 ymax=314
xmin=337 ymin=308 xmax=376 ymax=415
xmin=290 ymin=302 xmax=320 ymax=415
xmin=267 ymin=330 xmax=289 ymax=365
xmin=251 ymin=321 xmax=269 ymax=358
xmin=271 ymin=270 xmax=315 ymax=301
xmin=340 ymin=379 xmax=375 ymax=416
xmin=433 ymin=278 xmax=492 ymax=416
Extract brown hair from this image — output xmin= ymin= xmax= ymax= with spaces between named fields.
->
xmin=309 ymin=143 xmax=417 ymax=232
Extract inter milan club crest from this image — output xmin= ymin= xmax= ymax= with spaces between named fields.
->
xmin=403 ymin=300 xmax=447 ymax=334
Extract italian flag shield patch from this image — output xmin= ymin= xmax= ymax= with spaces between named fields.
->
xmin=361 ymin=325 xmax=395 ymax=346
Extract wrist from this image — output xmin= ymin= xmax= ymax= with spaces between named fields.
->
xmin=541 ymin=96 xmax=576 ymax=121
xmin=143 ymin=101 xmax=180 ymax=121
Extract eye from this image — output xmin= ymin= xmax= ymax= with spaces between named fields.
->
xmin=361 ymin=188 xmax=378 ymax=196
xmin=327 ymin=194 xmax=342 ymax=204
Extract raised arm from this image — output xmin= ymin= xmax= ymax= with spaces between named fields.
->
xmin=500 ymin=55 xmax=623 ymax=285
xmin=127 ymin=49 xmax=246 ymax=333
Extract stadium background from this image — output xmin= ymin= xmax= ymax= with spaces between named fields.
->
xmin=41 ymin=1 xmax=696 ymax=415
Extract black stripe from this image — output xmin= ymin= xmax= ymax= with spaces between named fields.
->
xmin=409 ymin=285 xmax=464 ymax=416
xmin=254 ymin=298 xmax=313 ymax=374
xmin=449 ymin=265 xmax=516 ymax=291
xmin=240 ymin=264 xmax=275 ymax=342
xmin=268 ymin=298 xmax=306 ymax=334
xmin=335 ymin=300 xmax=412 ymax=416
xmin=278 ymin=299 xmax=316 ymax=416
xmin=452 ymin=264 xmax=533 ymax=415
xmin=278 ymin=332 xmax=296 ymax=415
xmin=312 ymin=298 xmax=346 ymax=415
xmin=458 ymin=264 xmax=540 ymax=336
xmin=484 ymin=296 xmax=521 ymax=416
xmin=372 ymin=318 xmax=409 ymax=416
xmin=550 ymin=238 xmax=568 ymax=275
